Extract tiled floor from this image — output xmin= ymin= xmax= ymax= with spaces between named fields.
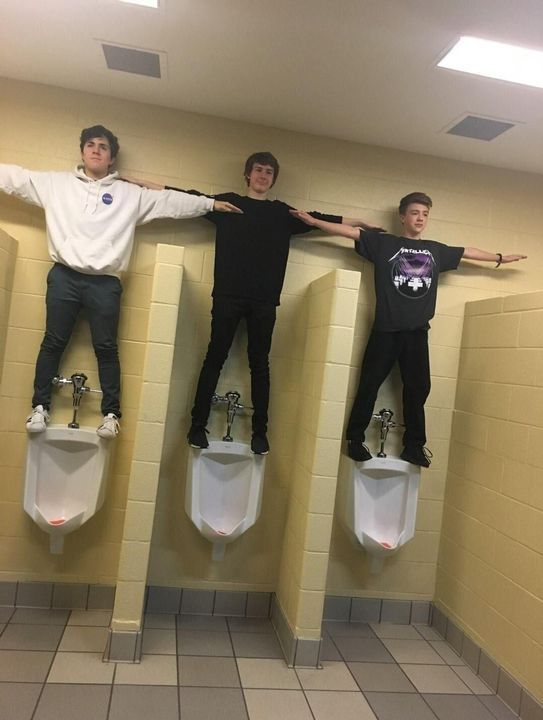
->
xmin=0 ymin=609 xmax=521 ymax=720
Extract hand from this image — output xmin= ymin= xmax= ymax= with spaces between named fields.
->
xmin=289 ymin=209 xmax=318 ymax=226
xmin=213 ymin=200 xmax=243 ymax=213
xmin=501 ymin=254 xmax=527 ymax=263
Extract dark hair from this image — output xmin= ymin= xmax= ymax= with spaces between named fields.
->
xmin=398 ymin=192 xmax=433 ymax=215
xmin=79 ymin=125 xmax=120 ymax=160
xmin=244 ymin=152 xmax=280 ymax=186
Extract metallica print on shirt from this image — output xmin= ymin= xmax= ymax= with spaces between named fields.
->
xmin=354 ymin=231 xmax=464 ymax=332
xmin=389 ymin=246 xmax=435 ymax=298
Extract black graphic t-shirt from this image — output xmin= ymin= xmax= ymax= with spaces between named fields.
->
xmin=355 ymin=231 xmax=464 ymax=331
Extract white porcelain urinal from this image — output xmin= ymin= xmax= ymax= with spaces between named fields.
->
xmin=339 ymin=457 xmax=420 ymax=573
xmin=24 ymin=426 xmax=111 ymax=554
xmin=186 ymin=441 xmax=266 ymax=560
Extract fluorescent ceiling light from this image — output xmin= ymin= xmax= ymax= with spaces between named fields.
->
xmin=438 ymin=36 xmax=543 ymax=89
xmin=118 ymin=0 xmax=158 ymax=7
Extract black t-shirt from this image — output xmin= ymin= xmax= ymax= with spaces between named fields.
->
xmin=166 ymin=187 xmax=341 ymax=305
xmin=206 ymin=193 xmax=341 ymax=305
xmin=355 ymin=231 xmax=464 ymax=331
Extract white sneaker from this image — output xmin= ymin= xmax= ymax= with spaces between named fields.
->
xmin=26 ymin=405 xmax=50 ymax=433
xmin=97 ymin=413 xmax=120 ymax=439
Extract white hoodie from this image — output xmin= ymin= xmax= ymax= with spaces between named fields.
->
xmin=0 ymin=164 xmax=214 ymax=276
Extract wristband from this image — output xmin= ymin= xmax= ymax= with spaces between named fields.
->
xmin=495 ymin=253 xmax=502 ymax=268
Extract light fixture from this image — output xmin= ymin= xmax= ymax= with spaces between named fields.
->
xmin=438 ymin=36 xmax=543 ymax=89
xmin=118 ymin=0 xmax=158 ymax=8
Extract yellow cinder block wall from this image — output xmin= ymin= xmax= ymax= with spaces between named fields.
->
xmin=0 ymin=229 xmax=17 ymax=383
xmin=0 ymin=76 xmax=541 ymax=605
xmin=436 ymin=292 xmax=543 ymax=703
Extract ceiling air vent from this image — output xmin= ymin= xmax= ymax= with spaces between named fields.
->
xmin=446 ymin=115 xmax=515 ymax=141
xmin=102 ymin=43 xmax=161 ymax=78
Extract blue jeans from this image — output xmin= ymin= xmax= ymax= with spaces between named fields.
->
xmin=32 ymin=263 xmax=122 ymax=416
xmin=191 ymin=296 xmax=277 ymax=433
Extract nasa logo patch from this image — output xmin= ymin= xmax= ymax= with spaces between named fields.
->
xmin=102 ymin=193 xmax=113 ymax=205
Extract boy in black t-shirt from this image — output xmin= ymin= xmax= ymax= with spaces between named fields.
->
xmin=291 ymin=192 xmax=526 ymax=466
xmin=126 ymin=153 xmax=382 ymax=454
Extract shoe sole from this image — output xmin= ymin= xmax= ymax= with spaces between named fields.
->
xmin=188 ymin=442 xmax=208 ymax=449
xmin=251 ymin=450 xmax=269 ymax=455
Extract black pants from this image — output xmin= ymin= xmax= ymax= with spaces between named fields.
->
xmin=191 ymin=296 xmax=277 ymax=433
xmin=346 ymin=328 xmax=430 ymax=447
xmin=32 ymin=263 xmax=122 ymax=417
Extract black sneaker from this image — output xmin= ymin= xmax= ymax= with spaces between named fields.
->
xmin=187 ymin=424 xmax=209 ymax=449
xmin=347 ymin=439 xmax=372 ymax=462
xmin=400 ymin=445 xmax=433 ymax=467
xmin=251 ymin=432 xmax=269 ymax=455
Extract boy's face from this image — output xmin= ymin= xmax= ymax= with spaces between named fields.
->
xmin=81 ymin=136 xmax=113 ymax=179
xmin=400 ymin=202 xmax=430 ymax=238
xmin=246 ymin=163 xmax=275 ymax=195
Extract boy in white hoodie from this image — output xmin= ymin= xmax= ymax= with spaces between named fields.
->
xmin=0 ymin=125 xmax=239 ymax=438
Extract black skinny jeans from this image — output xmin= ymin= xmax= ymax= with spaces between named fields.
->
xmin=32 ymin=263 xmax=122 ymax=417
xmin=191 ymin=296 xmax=277 ymax=433
xmin=346 ymin=328 xmax=431 ymax=447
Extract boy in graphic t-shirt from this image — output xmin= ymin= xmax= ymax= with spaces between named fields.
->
xmin=291 ymin=192 xmax=526 ymax=466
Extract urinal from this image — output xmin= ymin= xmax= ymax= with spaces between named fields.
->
xmin=24 ymin=426 xmax=111 ymax=553
xmin=338 ymin=456 xmax=420 ymax=573
xmin=186 ymin=441 xmax=266 ymax=560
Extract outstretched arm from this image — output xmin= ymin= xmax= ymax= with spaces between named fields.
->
xmin=462 ymin=248 xmax=527 ymax=264
xmin=343 ymin=216 xmax=386 ymax=232
xmin=120 ymin=175 xmax=241 ymax=213
xmin=289 ymin=209 xmax=361 ymax=240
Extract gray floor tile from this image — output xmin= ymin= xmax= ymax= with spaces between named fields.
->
xmin=415 ymin=625 xmax=443 ymax=641
xmin=180 ymin=589 xmax=214 ymax=615
xmin=423 ymin=694 xmax=496 ymax=720
xmin=67 ymin=610 xmax=112 ymax=627
xmin=144 ymin=613 xmax=176 ymax=629
xmin=296 ymin=661 xmax=359 ymax=691
xmin=179 ymin=656 xmax=240 ymax=687
xmin=0 ymin=650 xmax=54 ymax=682
xmin=237 ymin=658 xmax=300 ymax=689
xmin=0 ymin=623 xmax=64 ymax=651
xmin=10 ymin=609 xmax=69 ymax=625
xmin=178 ymin=630 xmax=233 ymax=656
xmin=452 ymin=665 xmax=493 ymax=694
xmin=142 ymin=628 xmax=177 ymax=655
xmin=227 ymin=617 xmax=273 ymax=633
xmin=110 ymin=685 xmax=179 ymax=720
xmin=231 ymin=632 xmax=283 ymax=658
xmin=348 ymin=661 xmax=417 ymax=692
xmin=0 ymin=608 xmax=14 ymax=623
xmin=370 ymin=623 xmax=421 ymax=639
xmin=58 ymin=626 xmax=108 ymax=652
xmin=319 ymin=636 xmax=342 ymax=662
xmin=47 ymin=651 xmax=115 ymax=684
xmin=400 ymin=664 xmax=472 ymax=694
xmin=34 ymin=683 xmax=111 ymax=720
xmin=243 ymin=688 xmax=313 ymax=719
xmin=333 ymin=637 xmax=395 ymax=663
xmin=0 ymin=681 xmax=42 ymax=720
xmin=382 ymin=639 xmax=446 ymax=664
xmin=365 ymin=691 xmax=439 ymax=720
xmin=479 ymin=694 xmax=521 ymax=720
xmin=323 ymin=621 xmax=374 ymax=638
xmin=179 ymin=686 xmax=248 ymax=720
xmin=306 ymin=690 xmax=378 ymax=720
xmin=429 ymin=640 xmax=465 ymax=665
xmin=177 ymin=614 xmax=228 ymax=631
xmin=114 ymin=654 xmax=178 ymax=686
xmin=214 ymin=590 xmax=247 ymax=617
